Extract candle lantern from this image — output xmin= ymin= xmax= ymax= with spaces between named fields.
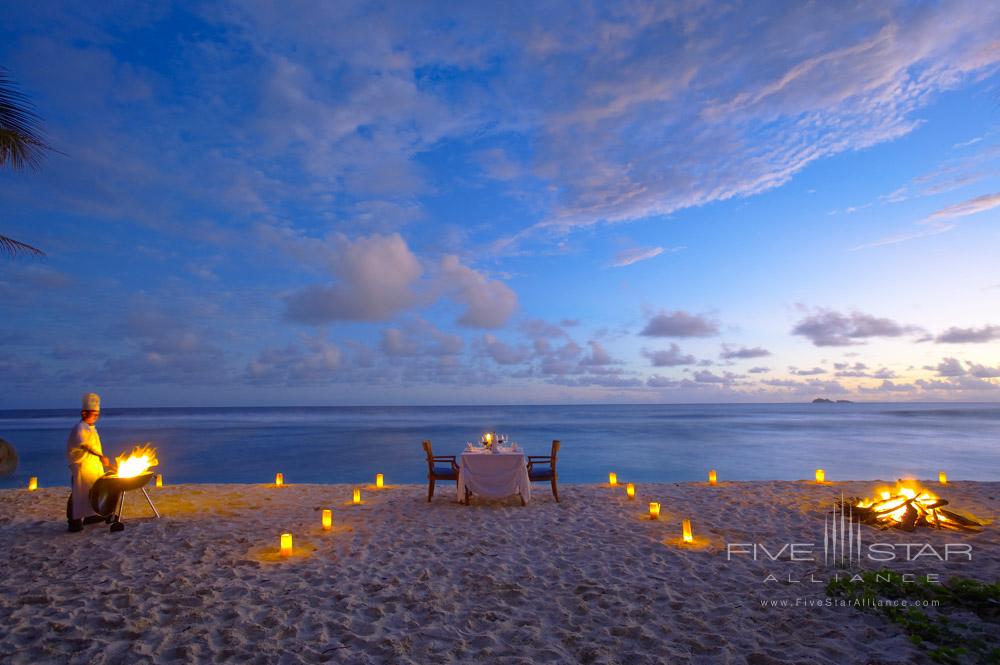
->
xmin=155 ymin=474 xmax=163 ymax=488
xmin=322 ymin=509 xmax=332 ymax=531
xmin=649 ymin=502 xmax=660 ymax=520
xmin=353 ymin=488 xmax=361 ymax=504
xmin=275 ymin=473 xmax=284 ymax=487
xmin=682 ymin=519 xmax=693 ymax=543
xmin=626 ymin=483 xmax=635 ymax=500
xmin=938 ymin=471 xmax=947 ymax=486
xmin=708 ymin=470 xmax=717 ymax=485
xmin=280 ymin=533 xmax=293 ymax=557
xmin=28 ymin=477 xmax=38 ymax=491
xmin=815 ymin=469 xmax=825 ymax=483
xmin=609 ymin=472 xmax=618 ymax=486
xmin=376 ymin=473 xmax=384 ymax=488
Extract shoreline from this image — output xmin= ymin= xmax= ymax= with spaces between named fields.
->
xmin=2 ymin=481 xmax=997 ymax=663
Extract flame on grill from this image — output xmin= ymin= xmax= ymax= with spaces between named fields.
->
xmin=842 ymin=483 xmax=984 ymax=532
xmin=115 ymin=443 xmax=158 ymax=478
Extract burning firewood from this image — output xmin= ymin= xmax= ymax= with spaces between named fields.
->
xmin=836 ymin=485 xmax=984 ymax=533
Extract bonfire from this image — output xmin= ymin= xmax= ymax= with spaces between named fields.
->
xmin=837 ymin=483 xmax=984 ymax=533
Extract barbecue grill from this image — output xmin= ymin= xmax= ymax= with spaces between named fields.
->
xmin=89 ymin=470 xmax=160 ymax=532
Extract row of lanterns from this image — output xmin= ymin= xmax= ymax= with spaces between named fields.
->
xmin=605 ymin=468 xmax=954 ymax=546
xmin=608 ymin=469 xmax=951 ymax=487
xmin=273 ymin=471 xmax=387 ymax=557
xmin=21 ymin=466 xmax=954 ymax=558
xmin=609 ymin=473 xmax=694 ymax=543
xmin=25 ymin=472 xmax=165 ymax=492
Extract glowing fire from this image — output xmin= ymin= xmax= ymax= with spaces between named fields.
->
xmin=846 ymin=483 xmax=983 ymax=532
xmin=115 ymin=443 xmax=158 ymax=478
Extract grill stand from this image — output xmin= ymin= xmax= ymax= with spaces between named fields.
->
xmin=110 ymin=487 xmax=161 ymax=533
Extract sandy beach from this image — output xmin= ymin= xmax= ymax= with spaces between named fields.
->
xmin=1 ymin=480 xmax=996 ymax=664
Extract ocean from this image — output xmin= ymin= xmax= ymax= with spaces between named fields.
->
xmin=1 ymin=403 xmax=998 ymax=489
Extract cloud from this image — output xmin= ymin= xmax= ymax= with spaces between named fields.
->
xmin=640 ymin=311 xmax=719 ymax=338
xmin=96 ymin=301 xmax=230 ymax=385
xmin=608 ymin=245 xmax=683 ymax=267
xmin=748 ymin=366 xmax=770 ymax=374
xmin=720 ymin=345 xmax=771 ymax=359
xmin=515 ymin=3 xmax=1000 ymax=233
xmin=480 ymin=335 xmax=531 ymax=365
xmin=284 ymin=233 xmax=423 ymax=324
xmin=692 ymin=370 xmax=741 ymax=385
xmin=935 ymin=324 xmax=1000 ymax=344
xmin=579 ymin=341 xmax=616 ymax=366
xmin=834 ymin=362 xmax=897 ymax=379
xmin=854 ymin=191 xmax=1000 ymax=249
xmin=0 ymin=264 xmax=74 ymax=301
xmin=791 ymin=367 xmax=826 ymax=376
xmin=439 ymin=255 xmax=518 ymax=329
xmin=280 ymin=234 xmax=517 ymax=329
xmin=380 ymin=320 xmax=463 ymax=357
xmin=791 ymin=308 xmax=919 ymax=346
xmin=642 ymin=344 xmax=696 ymax=367
xmin=929 ymin=357 xmax=966 ymax=377
xmin=246 ymin=337 xmax=342 ymax=385
xmin=968 ymin=363 xmax=1000 ymax=379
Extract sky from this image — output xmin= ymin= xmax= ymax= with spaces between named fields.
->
xmin=2 ymin=1 xmax=1000 ymax=408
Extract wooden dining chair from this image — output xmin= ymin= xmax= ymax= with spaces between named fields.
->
xmin=423 ymin=439 xmax=460 ymax=502
xmin=526 ymin=439 xmax=560 ymax=502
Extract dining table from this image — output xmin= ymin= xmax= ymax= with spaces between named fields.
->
xmin=458 ymin=447 xmax=531 ymax=505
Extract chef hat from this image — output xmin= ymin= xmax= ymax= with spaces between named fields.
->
xmin=81 ymin=392 xmax=101 ymax=411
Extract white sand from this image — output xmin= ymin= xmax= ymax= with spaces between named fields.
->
xmin=1 ymin=480 xmax=996 ymax=664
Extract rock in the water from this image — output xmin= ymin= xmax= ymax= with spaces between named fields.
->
xmin=0 ymin=438 xmax=18 ymax=476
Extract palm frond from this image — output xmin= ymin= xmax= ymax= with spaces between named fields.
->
xmin=0 ymin=67 xmax=51 ymax=171
xmin=0 ymin=234 xmax=45 ymax=257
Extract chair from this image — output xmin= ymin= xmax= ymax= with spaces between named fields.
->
xmin=422 ymin=440 xmax=460 ymax=502
xmin=526 ymin=439 xmax=560 ymax=502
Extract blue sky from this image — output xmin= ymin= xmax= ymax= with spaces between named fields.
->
xmin=2 ymin=1 xmax=1000 ymax=408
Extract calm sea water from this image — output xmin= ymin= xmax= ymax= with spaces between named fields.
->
xmin=1 ymin=403 xmax=998 ymax=489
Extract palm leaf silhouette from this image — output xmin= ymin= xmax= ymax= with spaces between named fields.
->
xmin=1 ymin=66 xmax=50 ymax=256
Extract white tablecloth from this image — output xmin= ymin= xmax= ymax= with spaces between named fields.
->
xmin=459 ymin=451 xmax=530 ymax=504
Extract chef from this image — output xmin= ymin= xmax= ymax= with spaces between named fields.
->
xmin=66 ymin=392 xmax=111 ymax=532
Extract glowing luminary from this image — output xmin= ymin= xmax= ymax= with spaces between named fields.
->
xmin=155 ymin=474 xmax=163 ymax=488
xmin=609 ymin=472 xmax=618 ymax=486
xmin=682 ymin=519 xmax=693 ymax=543
xmin=938 ymin=471 xmax=947 ymax=486
xmin=275 ymin=473 xmax=284 ymax=487
xmin=353 ymin=488 xmax=361 ymax=504
xmin=27 ymin=477 xmax=38 ymax=491
xmin=485 ymin=432 xmax=492 ymax=444
xmin=815 ymin=469 xmax=825 ymax=483
xmin=376 ymin=473 xmax=384 ymax=488
xmin=322 ymin=509 xmax=332 ymax=531
xmin=280 ymin=533 xmax=293 ymax=557
xmin=708 ymin=470 xmax=717 ymax=485
xmin=626 ymin=483 xmax=635 ymax=500
xmin=649 ymin=502 xmax=660 ymax=520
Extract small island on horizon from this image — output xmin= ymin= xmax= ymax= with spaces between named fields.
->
xmin=812 ymin=397 xmax=854 ymax=403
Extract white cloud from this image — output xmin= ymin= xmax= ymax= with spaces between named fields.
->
xmin=791 ymin=308 xmax=920 ymax=347
xmin=284 ymin=233 xmax=423 ymax=324
xmin=609 ymin=245 xmax=676 ymax=267
xmin=438 ymin=255 xmax=518 ymax=329
xmin=642 ymin=344 xmax=696 ymax=367
xmin=640 ymin=311 xmax=719 ymax=338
